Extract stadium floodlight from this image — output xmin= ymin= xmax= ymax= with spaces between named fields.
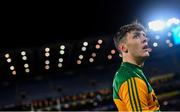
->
xmin=148 ymin=20 xmax=165 ymax=31
xmin=167 ymin=18 xmax=180 ymax=27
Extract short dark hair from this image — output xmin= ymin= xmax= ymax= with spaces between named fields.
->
xmin=113 ymin=21 xmax=146 ymax=53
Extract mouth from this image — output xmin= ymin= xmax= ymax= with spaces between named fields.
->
xmin=143 ymin=44 xmax=152 ymax=52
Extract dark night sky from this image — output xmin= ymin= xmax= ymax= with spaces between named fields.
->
xmin=1 ymin=0 xmax=180 ymax=49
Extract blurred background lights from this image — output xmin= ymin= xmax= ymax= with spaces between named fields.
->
xmin=58 ymin=63 xmax=63 ymax=68
xmin=60 ymin=45 xmax=65 ymax=50
xmin=59 ymin=58 xmax=63 ymax=62
xmin=45 ymin=52 xmax=50 ymax=57
xmin=148 ymin=20 xmax=165 ymax=31
xmin=172 ymin=26 xmax=180 ymax=45
xmin=167 ymin=18 xmax=180 ymax=26
xmin=45 ymin=60 xmax=50 ymax=65
xmin=60 ymin=50 xmax=65 ymax=55
xmin=89 ymin=58 xmax=94 ymax=63
xmin=95 ymin=44 xmax=100 ymax=49
xmin=21 ymin=51 xmax=26 ymax=56
xmin=111 ymin=49 xmax=116 ymax=54
xmin=97 ymin=39 xmax=103 ymax=44
xmin=22 ymin=56 xmax=27 ymax=60
xmin=79 ymin=55 xmax=83 ymax=60
xmin=155 ymin=35 xmax=160 ymax=40
xmin=25 ymin=68 xmax=30 ymax=73
xmin=24 ymin=63 xmax=29 ymax=68
xmin=45 ymin=47 xmax=50 ymax=52
xmin=153 ymin=42 xmax=158 ymax=47
xmin=12 ymin=70 xmax=16 ymax=75
xmin=166 ymin=39 xmax=171 ymax=44
xmin=167 ymin=32 xmax=172 ymax=37
xmin=92 ymin=53 xmax=96 ymax=57
xmin=7 ymin=58 xmax=11 ymax=63
xmin=168 ymin=43 xmax=173 ymax=47
xmin=81 ymin=47 xmax=86 ymax=51
xmin=5 ymin=53 xmax=10 ymax=58
xmin=83 ymin=42 xmax=88 ymax=46
xmin=10 ymin=66 xmax=15 ymax=70
xmin=107 ymin=55 xmax=112 ymax=60
xmin=77 ymin=60 xmax=81 ymax=65
xmin=45 ymin=65 xmax=50 ymax=70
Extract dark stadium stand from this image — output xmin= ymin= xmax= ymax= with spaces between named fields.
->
xmin=0 ymin=48 xmax=179 ymax=111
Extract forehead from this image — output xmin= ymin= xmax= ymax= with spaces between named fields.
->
xmin=130 ymin=30 xmax=146 ymax=35
xmin=125 ymin=30 xmax=146 ymax=40
xmin=126 ymin=30 xmax=145 ymax=37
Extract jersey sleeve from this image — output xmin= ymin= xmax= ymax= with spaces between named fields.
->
xmin=119 ymin=77 xmax=149 ymax=111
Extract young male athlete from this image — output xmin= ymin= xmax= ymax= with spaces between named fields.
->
xmin=113 ymin=22 xmax=160 ymax=111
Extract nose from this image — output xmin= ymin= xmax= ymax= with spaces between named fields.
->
xmin=142 ymin=36 xmax=148 ymax=43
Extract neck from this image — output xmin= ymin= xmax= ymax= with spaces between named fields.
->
xmin=122 ymin=55 xmax=145 ymax=67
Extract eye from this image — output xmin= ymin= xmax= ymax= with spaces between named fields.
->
xmin=133 ymin=33 xmax=140 ymax=38
xmin=133 ymin=35 xmax=138 ymax=38
xmin=142 ymin=33 xmax=146 ymax=37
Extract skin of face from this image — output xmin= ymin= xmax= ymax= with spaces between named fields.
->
xmin=123 ymin=30 xmax=151 ymax=60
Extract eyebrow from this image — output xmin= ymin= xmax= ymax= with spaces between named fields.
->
xmin=132 ymin=31 xmax=146 ymax=36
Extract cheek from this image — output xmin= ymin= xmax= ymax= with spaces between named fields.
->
xmin=128 ymin=43 xmax=141 ymax=52
xmin=128 ymin=44 xmax=143 ymax=56
xmin=127 ymin=47 xmax=136 ymax=56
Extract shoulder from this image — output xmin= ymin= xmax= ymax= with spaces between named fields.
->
xmin=113 ymin=67 xmax=138 ymax=92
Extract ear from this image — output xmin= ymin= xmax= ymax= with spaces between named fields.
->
xmin=118 ymin=43 xmax=128 ymax=53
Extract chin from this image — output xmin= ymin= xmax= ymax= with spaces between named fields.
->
xmin=141 ymin=53 xmax=150 ymax=59
xmin=143 ymin=54 xmax=150 ymax=58
xmin=144 ymin=52 xmax=150 ymax=57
